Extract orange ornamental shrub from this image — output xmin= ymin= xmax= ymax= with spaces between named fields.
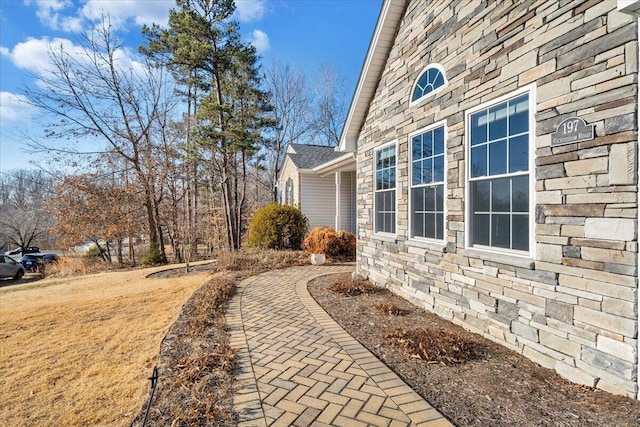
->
xmin=302 ymin=227 xmax=356 ymax=261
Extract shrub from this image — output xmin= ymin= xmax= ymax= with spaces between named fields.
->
xmin=141 ymin=245 xmax=167 ymax=266
xmin=83 ymin=245 xmax=104 ymax=262
xmin=247 ymin=203 xmax=308 ymax=250
xmin=302 ymin=227 xmax=356 ymax=261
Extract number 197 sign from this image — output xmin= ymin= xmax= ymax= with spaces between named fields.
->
xmin=550 ymin=117 xmax=594 ymax=147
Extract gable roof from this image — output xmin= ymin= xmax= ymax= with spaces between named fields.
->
xmin=286 ymin=144 xmax=346 ymax=170
xmin=338 ymin=0 xmax=408 ymax=152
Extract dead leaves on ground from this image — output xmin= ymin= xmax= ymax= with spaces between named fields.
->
xmin=374 ymin=302 xmax=409 ymax=316
xmin=141 ymin=277 xmax=237 ymax=427
xmin=329 ymin=277 xmax=382 ymax=296
xmin=385 ymin=327 xmax=486 ymax=365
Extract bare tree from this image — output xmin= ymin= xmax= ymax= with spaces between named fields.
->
xmin=22 ymin=18 xmax=178 ymax=262
xmin=0 ymin=170 xmax=55 ymax=251
xmin=311 ymin=64 xmax=348 ymax=147
xmin=263 ymin=60 xmax=313 ymax=201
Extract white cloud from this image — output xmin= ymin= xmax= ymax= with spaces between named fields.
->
xmin=0 ymin=92 xmax=34 ymax=124
xmin=80 ymin=0 xmax=172 ymax=29
xmin=235 ymin=0 xmax=266 ymax=22
xmin=2 ymin=37 xmax=70 ymax=75
xmin=25 ymin=0 xmax=172 ymax=32
xmin=30 ymin=0 xmax=83 ymax=32
xmin=3 ymin=36 xmax=146 ymax=80
xmin=249 ymin=29 xmax=270 ymax=53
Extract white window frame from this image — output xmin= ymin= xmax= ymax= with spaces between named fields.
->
xmin=373 ymin=140 xmax=398 ymax=237
xmin=464 ymin=84 xmax=536 ymax=258
xmin=409 ymin=121 xmax=447 ymax=244
xmin=409 ymin=63 xmax=448 ymax=108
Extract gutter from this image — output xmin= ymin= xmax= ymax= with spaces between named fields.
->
xmin=312 ymin=152 xmax=357 ymax=176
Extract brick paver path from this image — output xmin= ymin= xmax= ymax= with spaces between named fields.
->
xmin=228 ymin=265 xmax=453 ymax=427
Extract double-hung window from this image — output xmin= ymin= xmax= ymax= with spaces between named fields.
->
xmin=467 ymin=87 xmax=533 ymax=254
xmin=410 ymin=123 xmax=445 ymax=241
xmin=374 ymin=142 xmax=396 ymax=234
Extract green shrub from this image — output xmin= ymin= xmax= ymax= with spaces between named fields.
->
xmin=247 ymin=203 xmax=309 ymax=250
xmin=141 ymin=245 xmax=167 ymax=266
xmin=83 ymin=245 xmax=104 ymax=262
xmin=302 ymin=227 xmax=356 ymax=261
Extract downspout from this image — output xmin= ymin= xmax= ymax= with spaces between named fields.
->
xmin=336 ymin=171 xmax=342 ymax=230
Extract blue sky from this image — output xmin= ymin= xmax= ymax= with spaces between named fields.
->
xmin=0 ymin=0 xmax=382 ymax=171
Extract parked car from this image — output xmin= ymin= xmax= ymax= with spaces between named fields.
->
xmin=21 ymin=253 xmax=59 ymax=273
xmin=0 ymin=254 xmax=25 ymax=280
xmin=5 ymin=246 xmax=40 ymax=257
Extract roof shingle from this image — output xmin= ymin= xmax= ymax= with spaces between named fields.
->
xmin=286 ymin=144 xmax=345 ymax=170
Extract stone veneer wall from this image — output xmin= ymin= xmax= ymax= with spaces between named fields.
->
xmin=355 ymin=0 xmax=639 ymax=397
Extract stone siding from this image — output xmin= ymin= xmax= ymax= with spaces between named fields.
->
xmin=356 ymin=0 xmax=639 ymax=397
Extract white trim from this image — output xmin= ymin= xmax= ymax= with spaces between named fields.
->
xmin=373 ymin=139 xmax=398 ymax=237
xmin=618 ymin=0 xmax=640 ymax=16
xmin=408 ymin=120 xmax=448 ymax=245
xmin=464 ymin=83 xmax=536 ymax=259
xmin=312 ymin=152 xmax=357 ymax=175
xmin=621 ymin=3 xmax=640 ymax=401
xmin=335 ymin=172 xmax=342 ymax=231
xmin=338 ymin=0 xmax=407 ymax=152
xmin=409 ymin=64 xmax=448 ymax=108
xmin=636 ymin=14 xmax=640 ymax=401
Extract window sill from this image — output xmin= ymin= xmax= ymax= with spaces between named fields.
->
xmin=407 ymin=239 xmax=447 ymax=253
xmin=460 ymin=247 xmax=534 ymax=269
xmin=372 ymin=233 xmax=398 ymax=243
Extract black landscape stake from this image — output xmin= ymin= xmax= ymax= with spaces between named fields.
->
xmin=141 ymin=366 xmax=158 ymax=427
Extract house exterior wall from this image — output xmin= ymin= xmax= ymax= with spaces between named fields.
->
xmin=339 ymin=171 xmax=357 ymax=233
xmin=356 ymin=0 xmax=639 ymax=397
xmin=278 ymin=158 xmax=300 ymax=206
xmin=301 ymin=173 xmax=337 ymax=229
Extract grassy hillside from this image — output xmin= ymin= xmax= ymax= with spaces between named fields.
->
xmin=0 ymin=266 xmax=210 ymax=426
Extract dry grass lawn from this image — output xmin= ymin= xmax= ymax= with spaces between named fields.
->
xmin=0 ymin=264 xmax=213 ymax=427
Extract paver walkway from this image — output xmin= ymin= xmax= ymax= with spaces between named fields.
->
xmin=228 ymin=265 xmax=453 ymax=427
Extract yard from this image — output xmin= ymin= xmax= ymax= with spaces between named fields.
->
xmin=2 ymin=253 xmax=639 ymax=426
xmin=0 ymin=265 xmax=212 ymax=426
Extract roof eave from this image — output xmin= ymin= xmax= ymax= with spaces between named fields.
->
xmin=312 ymin=152 xmax=357 ymax=176
xmin=337 ymin=0 xmax=407 ymax=153
xmin=618 ymin=0 xmax=640 ymax=16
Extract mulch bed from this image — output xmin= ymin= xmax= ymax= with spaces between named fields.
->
xmin=308 ymin=272 xmax=640 ymax=427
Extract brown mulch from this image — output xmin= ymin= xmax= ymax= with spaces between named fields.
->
xmin=308 ymin=273 xmax=640 ymax=427
xmin=135 ymin=274 xmax=238 ymax=427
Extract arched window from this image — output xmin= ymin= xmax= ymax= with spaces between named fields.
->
xmin=285 ymin=178 xmax=294 ymax=205
xmin=411 ymin=64 xmax=447 ymax=104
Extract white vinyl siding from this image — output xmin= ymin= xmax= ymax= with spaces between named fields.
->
xmin=300 ymin=173 xmax=337 ymax=229
xmin=339 ymin=171 xmax=356 ymax=234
